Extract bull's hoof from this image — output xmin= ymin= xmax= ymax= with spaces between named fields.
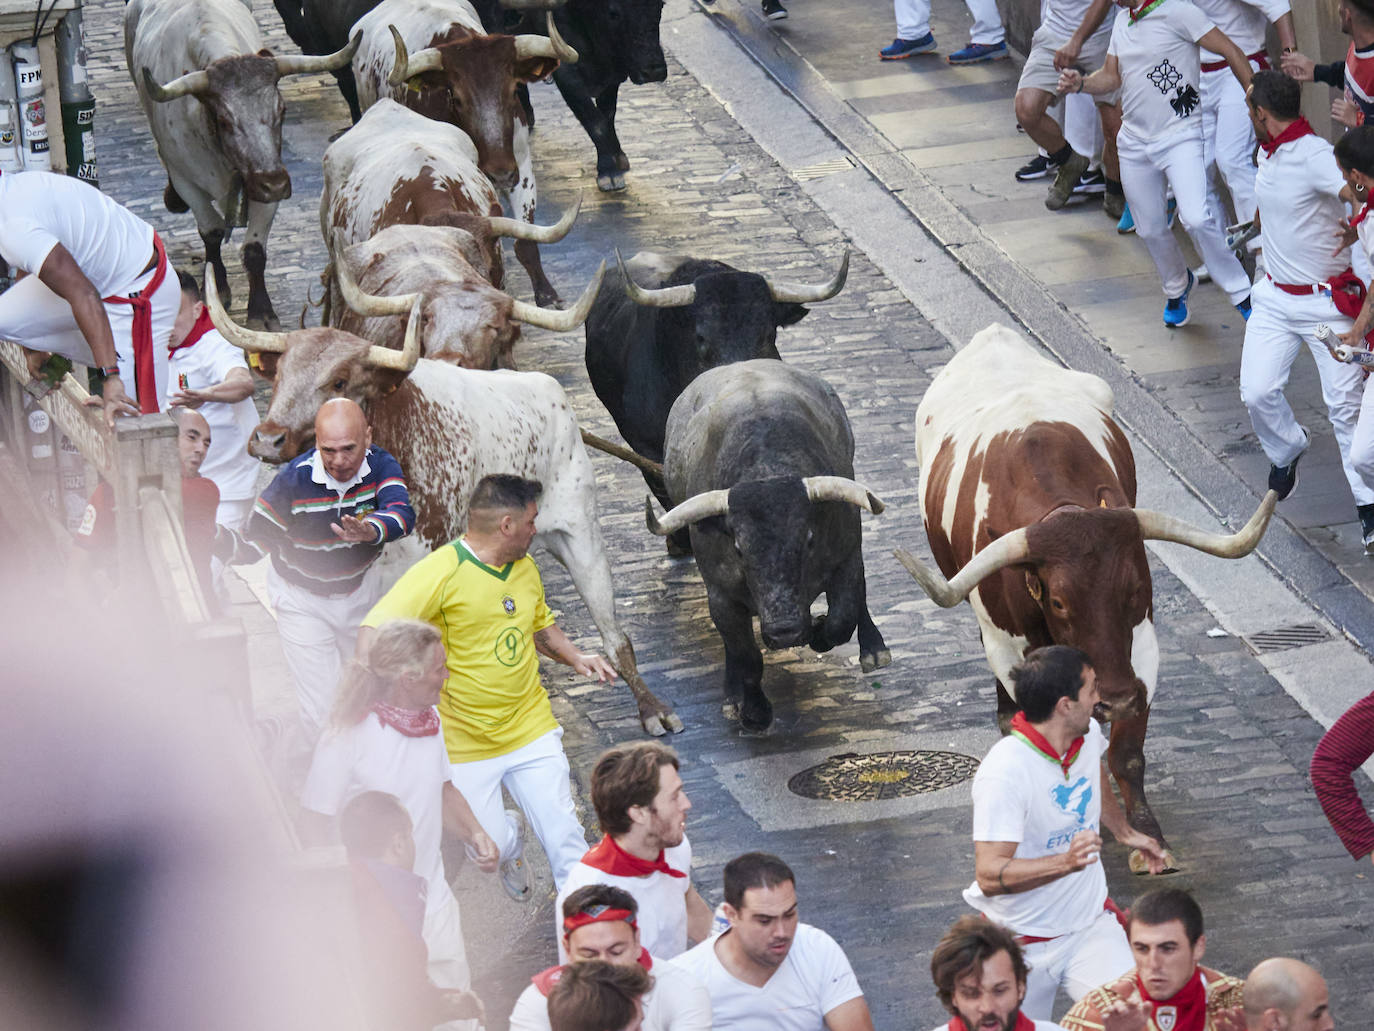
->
xmin=860 ymin=646 xmax=892 ymax=673
xmin=615 ymin=152 xmax=631 ymax=172
xmin=642 ymin=710 xmax=685 ymax=736
xmin=597 ymin=172 xmax=628 ymax=192
xmin=164 ymin=181 xmax=189 ymax=214
xmin=722 ymin=700 xmax=741 ymax=722
xmin=246 ymin=313 xmax=281 ymax=332
xmin=534 ymin=286 xmax=565 ymax=310
xmin=1129 ymin=847 xmax=1180 ymax=875
xmin=740 ymin=696 xmax=773 ymax=734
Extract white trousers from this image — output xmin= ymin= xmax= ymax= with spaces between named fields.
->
xmin=1117 ymin=125 xmax=1250 ymax=302
xmin=0 ymin=263 xmax=178 ymax=410
xmin=449 ymin=727 xmax=587 ymax=890
xmin=267 ymin=563 xmax=383 ymax=743
xmin=1200 ymin=65 xmax=1260 ymax=225
xmin=1353 ymin=375 xmax=1374 ymax=490
xmin=1240 ymin=278 xmax=1374 ymax=504
xmin=1020 ymin=909 xmax=1135 ymax=1020
xmin=895 ymin=0 xmax=1004 ymax=44
xmin=424 ymin=885 xmax=478 ymax=1031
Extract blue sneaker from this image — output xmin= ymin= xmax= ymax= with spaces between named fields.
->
xmin=881 ymin=33 xmax=937 ymax=59
xmin=1235 ymin=294 xmax=1252 ymax=320
xmin=1163 ymin=270 xmax=1195 ymax=328
xmin=1117 ymin=203 xmax=1135 ymax=234
xmin=1166 ymin=196 xmax=1178 ymax=227
xmin=947 ymin=40 xmax=1008 ymax=64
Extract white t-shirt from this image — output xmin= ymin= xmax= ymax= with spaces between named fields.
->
xmin=1255 ymin=133 xmax=1351 ymax=285
xmin=300 ymin=713 xmax=450 ymax=912
xmin=555 ymin=837 xmax=693 ymax=963
xmin=1109 ymin=0 xmax=1215 ymax=142
xmin=1358 ymin=205 xmax=1374 ymax=267
xmin=1190 ymin=0 xmax=1289 ymax=61
xmin=929 ymin=1020 xmax=1067 ymax=1031
xmin=169 ymin=325 xmax=260 ymax=500
xmin=1042 ymin=0 xmax=1112 ymax=51
xmin=0 ymin=171 xmax=154 ymax=295
xmin=963 ymin=721 xmax=1110 ymax=938
xmin=508 ymin=954 xmax=712 ymax=1031
xmin=667 ymin=923 xmax=864 ymax=1031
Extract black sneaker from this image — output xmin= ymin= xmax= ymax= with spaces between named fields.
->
xmin=762 ymin=0 xmax=787 ymax=18
xmin=1268 ymin=429 xmax=1310 ymax=501
xmin=1015 ymin=154 xmax=1057 ymax=182
xmin=1359 ymin=504 xmax=1374 ymax=555
xmin=1073 ymin=168 xmax=1107 ymax=194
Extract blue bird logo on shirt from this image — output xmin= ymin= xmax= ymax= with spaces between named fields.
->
xmin=1051 ymin=776 xmax=1093 ymax=826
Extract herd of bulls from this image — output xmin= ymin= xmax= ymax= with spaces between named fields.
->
xmin=123 ymin=0 xmax=1283 ymax=866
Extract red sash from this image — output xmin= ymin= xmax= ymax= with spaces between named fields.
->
xmin=370 ymin=702 xmax=440 ymax=737
xmin=532 ymin=949 xmax=653 ymax=996
xmin=581 ymin=834 xmax=687 ymax=879
xmin=1138 ymin=969 xmax=1208 ymax=1031
xmin=1259 ymin=117 xmax=1316 ymax=157
xmin=1009 ymin=711 xmax=1084 ymax=777
xmin=102 ymin=233 xmax=167 ymax=413
xmin=169 ymin=306 xmax=215 ymax=356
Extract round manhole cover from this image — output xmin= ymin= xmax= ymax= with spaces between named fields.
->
xmin=787 ymin=750 xmax=980 ymax=801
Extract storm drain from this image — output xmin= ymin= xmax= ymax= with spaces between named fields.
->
xmin=1241 ymin=623 xmax=1332 ymax=655
xmin=787 ymin=750 xmax=980 ymax=801
xmin=791 ymin=155 xmax=856 ymax=182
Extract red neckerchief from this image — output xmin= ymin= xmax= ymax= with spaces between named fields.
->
xmin=949 ymin=1012 xmax=1037 ymax=1031
xmin=533 ymin=949 xmax=653 ymax=996
xmin=169 ymin=306 xmax=215 ymax=356
xmin=1137 ymin=969 xmax=1208 ymax=1031
xmin=102 ymin=232 xmax=167 ymax=413
xmin=1128 ymin=0 xmax=1168 ymax=22
xmin=1351 ymin=202 xmax=1372 ymax=229
xmin=1010 ymin=711 xmax=1084 ymax=778
xmin=582 ymin=834 xmax=687 ymax=879
xmin=370 ymin=702 xmax=440 ymax=737
xmin=1259 ymin=117 xmax=1316 ymax=157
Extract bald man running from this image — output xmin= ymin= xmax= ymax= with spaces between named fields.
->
xmin=224 ymin=399 xmax=415 ymax=743
xmin=1243 ymin=960 xmax=1334 ymax=1031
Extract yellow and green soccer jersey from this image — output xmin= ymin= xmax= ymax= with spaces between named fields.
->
xmin=363 ymin=538 xmax=558 ymax=762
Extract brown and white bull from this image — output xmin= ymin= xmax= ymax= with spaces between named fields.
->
xmin=351 ymin=0 xmax=577 ymax=306
xmin=205 ymin=267 xmax=682 ymax=737
xmin=896 ymin=325 xmax=1277 ymax=870
xmin=125 ymin=0 xmax=358 ymax=330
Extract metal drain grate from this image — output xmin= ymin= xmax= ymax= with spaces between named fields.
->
xmin=787 ymin=750 xmax=980 ymax=801
xmin=1242 ymin=623 xmax=1332 ymax=654
xmin=791 ymin=155 xmax=857 ymax=182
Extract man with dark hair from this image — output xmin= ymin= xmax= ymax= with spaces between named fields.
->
xmin=1242 ymin=959 xmax=1334 ymax=1031
xmin=1240 ymin=70 xmax=1374 ymax=529
xmin=928 ymin=915 xmax=1059 ymax=1031
xmin=1282 ymin=0 xmax=1374 ymax=130
xmin=668 ymin=852 xmax=874 ymax=1031
xmin=963 ymin=645 xmax=1166 ymax=1019
xmin=555 ymin=743 xmax=712 ymax=962
xmin=362 ymin=473 xmax=616 ymax=900
xmin=1061 ymin=889 xmax=1243 ymax=1031
xmin=510 ymin=884 xmax=711 ymax=1031
xmin=547 ymin=960 xmax=652 ymax=1031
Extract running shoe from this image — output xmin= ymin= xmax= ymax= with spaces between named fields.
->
xmin=1117 ymin=202 xmax=1135 ymax=233
xmin=1194 ymin=263 xmax=1210 ymax=283
xmin=1268 ymin=428 xmax=1309 ymax=501
xmin=881 ymin=33 xmax=936 ymax=59
xmin=1103 ymin=190 xmax=1125 ymax=219
xmin=1235 ymin=294 xmax=1252 ymax=320
xmin=1046 ymin=151 xmax=1091 ymax=211
xmin=498 ymin=809 xmax=532 ymax=902
xmin=948 ymin=41 xmax=1008 ymax=64
xmin=1163 ymin=269 xmax=1195 ymax=328
xmin=1072 ymin=168 xmax=1107 ymax=194
xmin=762 ymin=0 xmax=787 ymax=18
xmin=1015 ymin=153 xmax=1058 ymax=182
xmin=1359 ymin=503 xmax=1374 ymax=554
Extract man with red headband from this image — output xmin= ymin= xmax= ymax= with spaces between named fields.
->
xmin=555 ymin=743 xmax=712 ymax=963
xmin=928 ymin=915 xmax=1061 ymax=1031
xmin=0 ymin=170 xmax=179 ymax=425
xmin=1061 ymin=889 xmax=1243 ymax=1031
xmin=962 ymin=645 xmax=1167 ymax=1019
xmin=509 ymin=884 xmax=711 ymax=1031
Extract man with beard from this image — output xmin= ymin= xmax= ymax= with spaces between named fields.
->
xmin=1060 ymin=890 xmax=1243 ymax=1031
xmin=928 ymin=916 xmax=1061 ymax=1031
xmin=556 ymin=744 xmax=711 ymax=962
xmin=667 ymin=852 xmax=874 ymax=1031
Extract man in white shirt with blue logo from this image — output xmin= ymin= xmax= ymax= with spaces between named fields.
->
xmin=963 ymin=645 xmax=1167 ymax=1020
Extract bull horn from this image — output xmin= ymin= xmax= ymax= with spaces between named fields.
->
xmin=365 ymin=294 xmax=425 ymax=372
xmin=618 ymin=248 xmax=695 ymax=308
xmin=387 ymin=26 xmax=444 ymax=86
xmin=893 ymin=528 xmax=1031 ymax=608
xmin=142 ymin=66 xmax=210 ymax=102
xmin=765 ymin=250 xmax=850 ymax=304
xmin=486 ymin=192 xmax=582 ymax=243
xmin=645 ymin=491 xmax=730 ymax=537
xmin=801 ymin=475 xmax=885 ymax=514
xmin=276 ymin=32 xmax=362 ymax=76
xmin=513 ymin=12 xmax=578 ymax=63
xmin=204 ymin=270 xmax=288 ymax=354
xmin=1134 ymin=490 xmax=1277 ymax=558
xmin=510 ymin=260 xmax=605 ymax=331
xmin=332 ymin=230 xmax=421 ymax=317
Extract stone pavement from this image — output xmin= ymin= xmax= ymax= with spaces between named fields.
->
xmin=77 ymin=0 xmax=1373 ymax=1027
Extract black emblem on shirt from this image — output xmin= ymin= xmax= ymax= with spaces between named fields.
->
xmin=1170 ymin=84 xmax=1201 ymax=117
xmin=1147 ymin=59 xmax=1182 ymax=94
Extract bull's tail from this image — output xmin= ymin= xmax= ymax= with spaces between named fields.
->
xmin=579 ymin=429 xmax=663 ymax=478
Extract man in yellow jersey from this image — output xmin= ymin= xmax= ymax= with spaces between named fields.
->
xmin=360 ymin=474 xmax=616 ymax=901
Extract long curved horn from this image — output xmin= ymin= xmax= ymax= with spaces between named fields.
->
xmin=645 ymin=491 xmax=730 ymax=537
xmin=510 ymin=260 xmax=605 ymax=331
xmin=893 ymin=528 xmax=1031 ymax=607
xmin=332 ymin=230 xmax=421 ymax=317
xmin=1134 ymin=490 xmax=1277 ymax=558
xmin=204 ymin=270 xmax=288 ymax=354
xmin=513 ymin=12 xmax=578 ymax=63
xmin=618 ymin=249 xmax=695 ymax=308
xmin=486 ymin=192 xmax=582 ymax=243
xmin=277 ymin=32 xmax=362 ymax=76
xmin=765 ymin=250 xmax=850 ymax=304
xmin=365 ymin=294 xmax=425 ymax=372
xmin=801 ymin=475 xmax=885 ymax=514
xmin=386 ymin=26 xmax=444 ymax=86
xmin=142 ymin=66 xmax=210 ymax=102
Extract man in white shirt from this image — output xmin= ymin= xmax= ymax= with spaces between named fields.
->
xmin=0 ymin=170 xmax=179 ymax=424
xmin=1058 ymin=0 xmax=1254 ymax=327
xmin=547 ymin=961 xmax=652 ymax=1031
xmin=556 ymin=743 xmax=712 ymax=963
xmin=963 ymin=645 xmax=1166 ymax=1019
xmin=668 ymin=852 xmax=875 ymax=1031
xmin=1239 ymin=70 xmax=1374 ymax=523
xmin=510 ymin=884 xmax=711 ymax=1031
xmin=928 ymin=915 xmax=1062 ymax=1031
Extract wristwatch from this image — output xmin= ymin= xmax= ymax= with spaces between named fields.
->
xmin=98 ymin=364 xmax=121 ymax=379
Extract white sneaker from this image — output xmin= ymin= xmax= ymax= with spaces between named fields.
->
xmin=498 ymin=809 xmax=532 ymax=902
xmin=1193 ymin=264 xmax=1211 ymax=283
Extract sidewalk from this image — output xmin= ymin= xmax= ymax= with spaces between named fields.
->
xmin=701 ymin=0 xmax=1374 ymax=605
